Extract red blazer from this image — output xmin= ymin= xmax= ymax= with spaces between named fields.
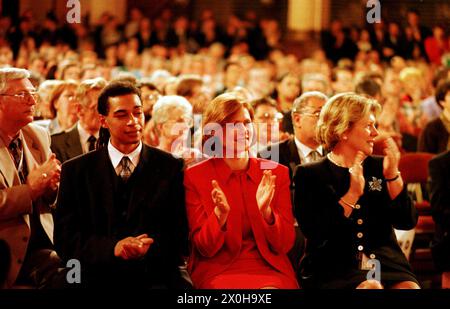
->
xmin=184 ymin=157 xmax=297 ymax=288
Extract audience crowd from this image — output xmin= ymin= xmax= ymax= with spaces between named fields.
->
xmin=1 ymin=6 xmax=450 ymax=289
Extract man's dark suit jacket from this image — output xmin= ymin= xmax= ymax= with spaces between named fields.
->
xmin=258 ymin=138 xmax=301 ymax=182
xmin=51 ymin=125 xmax=83 ymax=163
xmin=258 ymin=138 xmax=303 ymax=270
xmin=54 ymin=144 xmax=189 ymax=288
xmin=429 ymin=150 xmax=450 ymax=271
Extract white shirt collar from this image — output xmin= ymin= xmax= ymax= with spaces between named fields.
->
xmin=107 ymin=140 xmax=142 ymax=170
xmin=77 ymin=122 xmax=99 ymax=153
xmin=294 ymin=137 xmax=323 ymax=159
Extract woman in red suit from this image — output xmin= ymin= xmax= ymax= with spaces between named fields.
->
xmin=184 ymin=92 xmax=299 ymax=289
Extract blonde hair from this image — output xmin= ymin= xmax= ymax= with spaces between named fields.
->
xmin=202 ymin=92 xmax=254 ymax=146
xmin=76 ymin=77 xmax=107 ymax=106
xmin=48 ymin=80 xmax=78 ymax=115
xmin=152 ymin=95 xmax=192 ymax=125
xmin=399 ymin=67 xmax=422 ymax=82
xmin=317 ymin=92 xmax=381 ymax=150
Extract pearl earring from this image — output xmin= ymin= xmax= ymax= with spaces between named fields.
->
xmin=343 ymin=136 xmax=348 ymax=140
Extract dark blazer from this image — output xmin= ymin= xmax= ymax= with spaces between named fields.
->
xmin=429 ymin=150 xmax=450 ymax=271
xmin=54 ymin=144 xmax=189 ymax=288
xmin=258 ymin=138 xmax=301 ymax=182
xmin=418 ymin=117 xmax=449 ymax=155
xmin=51 ymin=125 xmax=83 ymax=163
xmin=294 ymin=156 xmax=418 ymax=288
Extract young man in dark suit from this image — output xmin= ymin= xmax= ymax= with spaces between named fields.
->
xmin=54 ymin=81 xmax=190 ymax=288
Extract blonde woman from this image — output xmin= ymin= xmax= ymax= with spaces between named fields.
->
xmin=294 ymin=93 xmax=420 ymax=289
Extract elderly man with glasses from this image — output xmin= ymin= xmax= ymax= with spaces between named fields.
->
xmin=0 ymin=68 xmax=63 ymax=288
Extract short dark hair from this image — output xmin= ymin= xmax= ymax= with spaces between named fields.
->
xmin=435 ymin=79 xmax=450 ymax=109
xmin=96 ymin=81 xmax=142 ymax=150
xmin=250 ymin=97 xmax=277 ymax=111
xmin=355 ymin=78 xmax=381 ymax=99
xmin=97 ymin=81 xmax=141 ymax=116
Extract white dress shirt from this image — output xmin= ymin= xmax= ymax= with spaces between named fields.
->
xmin=108 ymin=140 xmax=142 ymax=176
xmin=294 ymin=137 xmax=324 ymax=163
xmin=77 ymin=122 xmax=99 ymax=154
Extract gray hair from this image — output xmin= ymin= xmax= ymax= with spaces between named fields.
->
xmin=0 ymin=68 xmax=30 ymax=94
xmin=152 ymin=95 xmax=193 ymax=125
xmin=292 ymin=91 xmax=328 ymax=113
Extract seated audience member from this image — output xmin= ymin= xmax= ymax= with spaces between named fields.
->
xmin=47 ymin=80 xmax=79 ymax=135
xmin=355 ymin=77 xmax=402 ymax=151
xmin=294 ymin=93 xmax=420 ymax=289
xmin=184 ymin=93 xmax=299 ymax=289
xmin=34 ymin=80 xmax=63 ymax=120
xmin=152 ymin=95 xmax=205 ymax=167
xmin=429 ymin=150 xmax=450 ymax=289
xmin=139 ymin=79 xmax=161 ymax=123
xmin=259 ymin=91 xmax=328 ymax=181
xmin=418 ymin=80 xmax=450 ymax=154
xmin=397 ymin=67 xmax=427 ymax=152
xmin=0 ymin=68 xmax=64 ymax=288
xmin=51 ymin=77 xmax=107 ymax=163
xmin=251 ymin=97 xmax=285 ymax=154
xmin=54 ymin=81 xmax=190 ymax=288
xmin=273 ymin=73 xmax=301 ymax=134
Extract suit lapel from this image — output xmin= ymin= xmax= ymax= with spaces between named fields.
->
xmin=65 ymin=126 xmax=83 ymax=159
xmin=0 ymin=145 xmax=17 ymax=187
xmin=91 ymin=148 xmax=116 ymax=217
xmin=288 ymin=138 xmax=301 ymax=165
xmin=287 ymin=138 xmax=301 ymax=177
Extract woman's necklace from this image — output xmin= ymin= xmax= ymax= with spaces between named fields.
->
xmin=327 ymin=152 xmax=350 ymax=168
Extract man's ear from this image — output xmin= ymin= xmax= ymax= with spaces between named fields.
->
xmin=100 ymin=115 xmax=108 ymax=129
xmin=292 ymin=112 xmax=302 ymax=128
xmin=76 ymin=103 xmax=83 ymax=117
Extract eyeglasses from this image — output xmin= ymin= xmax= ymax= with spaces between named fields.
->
xmin=143 ymin=94 xmax=161 ymax=101
xmin=165 ymin=118 xmax=193 ymax=127
xmin=255 ymin=112 xmax=284 ymax=122
xmin=0 ymin=91 xmax=39 ymax=101
xmin=302 ymin=111 xmax=321 ymax=117
xmin=293 ymin=108 xmax=321 ymax=117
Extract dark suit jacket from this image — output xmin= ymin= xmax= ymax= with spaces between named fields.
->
xmin=258 ymin=138 xmax=301 ymax=182
xmin=51 ymin=125 xmax=83 ymax=163
xmin=259 ymin=138 xmax=326 ymax=270
xmin=429 ymin=150 xmax=450 ymax=271
xmin=294 ymin=156 xmax=418 ymax=288
xmin=54 ymin=144 xmax=189 ymax=288
xmin=418 ymin=117 xmax=449 ymax=155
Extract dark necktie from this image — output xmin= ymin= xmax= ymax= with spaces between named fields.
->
xmin=87 ymin=135 xmax=97 ymax=152
xmin=9 ymin=138 xmax=26 ymax=183
xmin=119 ymin=156 xmax=132 ymax=182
